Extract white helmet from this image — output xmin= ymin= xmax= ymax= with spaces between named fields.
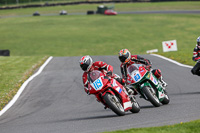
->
xmin=79 ymin=55 xmax=93 ymax=72
xmin=197 ymin=36 xmax=200 ymax=43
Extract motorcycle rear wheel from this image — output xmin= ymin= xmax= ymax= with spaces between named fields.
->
xmin=103 ymin=93 xmax=125 ymax=116
xmin=142 ymin=86 xmax=161 ymax=107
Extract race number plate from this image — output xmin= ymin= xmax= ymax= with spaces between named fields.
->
xmin=92 ymin=78 xmax=103 ymax=91
xmin=131 ymin=71 xmax=142 ymax=83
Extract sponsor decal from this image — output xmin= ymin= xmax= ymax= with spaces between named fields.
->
xmin=150 ymin=74 xmax=153 ymax=81
xmin=140 ymin=69 xmax=144 ymax=73
xmin=158 ymin=91 xmax=165 ymax=99
xmin=116 ymin=87 xmax=122 ymax=93
xmin=153 ymin=78 xmax=158 ymax=85
xmin=123 ymin=101 xmax=132 ymax=110
xmin=113 ymin=79 xmax=117 ymax=87
xmin=147 ymin=73 xmax=150 ymax=78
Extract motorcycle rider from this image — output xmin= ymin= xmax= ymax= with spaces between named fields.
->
xmin=191 ymin=36 xmax=200 ymax=76
xmin=79 ymin=55 xmax=134 ymax=95
xmin=118 ymin=49 xmax=168 ymax=88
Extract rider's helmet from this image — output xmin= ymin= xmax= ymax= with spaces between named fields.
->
xmin=197 ymin=36 xmax=200 ymax=46
xmin=79 ymin=55 xmax=93 ymax=72
xmin=118 ymin=49 xmax=131 ymax=64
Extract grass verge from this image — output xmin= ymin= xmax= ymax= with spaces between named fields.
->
xmin=0 ymin=13 xmax=198 ymax=66
xmin=0 ymin=56 xmax=48 ymax=110
xmin=103 ymin=119 xmax=200 ymax=133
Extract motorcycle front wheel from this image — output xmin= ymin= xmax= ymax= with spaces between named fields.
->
xmin=130 ymin=96 xmax=140 ymax=113
xmin=142 ymin=86 xmax=161 ymax=107
xmin=161 ymin=90 xmax=170 ymax=105
xmin=103 ymin=93 xmax=125 ymax=116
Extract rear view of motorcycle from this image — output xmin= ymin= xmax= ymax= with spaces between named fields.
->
xmin=87 ymin=70 xmax=140 ymax=116
xmin=191 ymin=60 xmax=200 ymax=76
xmin=126 ymin=64 xmax=170 ymax=107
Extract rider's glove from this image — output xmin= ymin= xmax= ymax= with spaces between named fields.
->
xmin=106 ymin=71 xmax=113 ymax=77
xmin=144 ymin=59 xmax=152 ymax=65
xmin=86 ymin=90 xmax=90 ymax=95
xmin=131 ymin=58 xmax=138 ymax=62
xmin=146 ymin=64 xmax=152 ymax=70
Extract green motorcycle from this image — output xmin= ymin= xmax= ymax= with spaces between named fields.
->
xmin=126 ymin=64 xmax=170 ymax=107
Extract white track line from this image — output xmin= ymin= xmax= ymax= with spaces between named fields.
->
xmin=0 ymin=56 xmax=53 ymax=117
xmin=151 ymin=54 xmax=193 ymax=68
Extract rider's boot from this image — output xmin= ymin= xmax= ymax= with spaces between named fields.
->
xmin=125 ymin=86 xmax=134 ymax=95
xmin=159 ymin=76 xmax=168 ymax=88
xmin=125 ymin=86 xmax=139 ymax=95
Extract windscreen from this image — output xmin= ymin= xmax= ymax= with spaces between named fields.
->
xmin=88 ymin=70 xmax=101 ymax=82
xmin=127 ymin=64 xmax=142 ymax=74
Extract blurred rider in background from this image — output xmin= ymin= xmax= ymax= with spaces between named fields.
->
xmin=191 ymin=36 xmax=200 ymax=76
xmin=118 ymin=49 xmax=168 ymax=88
xmin=79 ymin=55 xmax=134 ymax=95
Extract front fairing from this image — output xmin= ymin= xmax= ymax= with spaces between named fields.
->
xmin=88 ymin=70 xmax=109 ymax=94
xmin=127 ymin=64 xmax=147 ymax=84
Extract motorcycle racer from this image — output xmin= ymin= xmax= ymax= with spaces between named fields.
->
xmin=191 ymin=36 xmax=200 ymax=76
xmin=118 ymin=49 xmax=168 ymax=88
xmin=79 ymin=55 xmax=134 ymax=95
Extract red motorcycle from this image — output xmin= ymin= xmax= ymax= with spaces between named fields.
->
xmin=88 ymin=70 xmax=140 ymax=116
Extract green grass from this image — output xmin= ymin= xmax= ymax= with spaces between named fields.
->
xmin=0 ymin=1 xmax=199 ymax=132
xmin=0 ymin=56 xmax=47 ymax=110
xmin=0 ymin=13 xmax=198 ymax=66
xmin=103 ymin=119 xmax=200 ymax=133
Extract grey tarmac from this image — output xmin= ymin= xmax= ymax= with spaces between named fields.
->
xmin=0 ymin=55 xmax=200 ymax=133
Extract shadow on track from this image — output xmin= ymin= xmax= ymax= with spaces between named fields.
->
xmin=170 ymin=91 xmax=200 ymax=96
xmin=140 ymin=105 xmax=155 ymax=109
xmin=67 ymin=114 xmax=118 ymax=122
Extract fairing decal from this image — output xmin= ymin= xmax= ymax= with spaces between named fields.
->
xmin=158 ymin=91 xmax=165 ymax=99
xmin=116 ymin=87 xmax=122 ymax=93
xmin=123 ymin=101 xmax=132 ymax=110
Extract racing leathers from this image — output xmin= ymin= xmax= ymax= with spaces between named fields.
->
xmin=82 ymin=61 xmax=126 ymax=95
xmin=120 ymin=55 xmax=167 ymax=88
xmin=191 ymin=45 xmax=200 ymax=76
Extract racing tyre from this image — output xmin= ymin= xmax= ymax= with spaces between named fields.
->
xmin=142 ymin=86 xmax=161 ymax=107
xmin=130 ymin=96 xmax=140 ymax=113
xmin=103 ymin=93 xmax=125 ymax=116
xmin=161 ymin=90 xmax=170 ymax=105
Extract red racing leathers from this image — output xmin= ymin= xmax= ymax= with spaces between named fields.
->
xmin=192 ymin=45 xmax=200 ymax=61
xmin=82 ymin=61 xmax=118 ymax=94
xmin=120 ymin=55 xmax=162 ymax=81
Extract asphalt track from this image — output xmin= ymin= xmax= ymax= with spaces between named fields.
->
xmin=0 ymin=55 xmax=200 ymax=133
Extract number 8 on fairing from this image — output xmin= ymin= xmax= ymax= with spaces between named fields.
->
xmin=134 ymin=74 xmax=141 ymax=82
